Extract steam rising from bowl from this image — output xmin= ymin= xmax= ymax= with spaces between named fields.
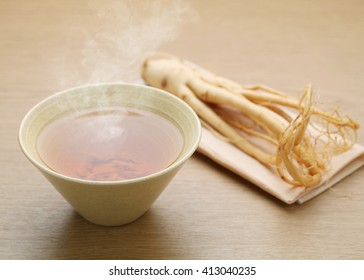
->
xmin=57 ymin=0 xmax=197 ymax=88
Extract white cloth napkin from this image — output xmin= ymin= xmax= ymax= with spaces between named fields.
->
xmin=198 ymin=127 xmax=364 ymax=204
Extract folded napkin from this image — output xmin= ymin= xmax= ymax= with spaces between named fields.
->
xmin=198 ymin=126 xmax=364 ymax=204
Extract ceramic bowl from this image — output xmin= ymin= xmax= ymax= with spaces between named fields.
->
xmin=19 ymin=83 xmax=201 ymax=226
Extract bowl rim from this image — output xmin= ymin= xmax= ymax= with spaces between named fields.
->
xmin=18 ymin=82 xmax=201 ymax=186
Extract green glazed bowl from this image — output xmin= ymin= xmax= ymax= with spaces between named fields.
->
xmin=19 ymin=83 xmax=201 ymax=226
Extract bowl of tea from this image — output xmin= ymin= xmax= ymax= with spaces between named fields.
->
xmin=19 ymin=83 xmax=201 ymax=226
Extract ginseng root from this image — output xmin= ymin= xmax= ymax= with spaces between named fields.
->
xmin=141 ymin=53 xmax=359 ymax=188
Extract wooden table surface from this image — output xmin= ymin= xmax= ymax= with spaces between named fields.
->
xmin=1 ymin=0 xmax=364 ymax=259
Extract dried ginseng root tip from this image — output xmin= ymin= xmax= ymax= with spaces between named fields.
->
xmin=141 ymin=53 xmax=360 ymax=188
xmin=276 ymin=85 xmax=322 ymax=187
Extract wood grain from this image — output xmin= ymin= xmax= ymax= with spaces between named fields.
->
xmin=1 ymin=0 xmax=363 ymax=259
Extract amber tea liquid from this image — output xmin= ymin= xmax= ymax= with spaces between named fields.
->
xmin=37 ymin=107 xmax=184 ymax=181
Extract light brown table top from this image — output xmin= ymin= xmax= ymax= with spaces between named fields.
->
xmin=1 ymin=0 xmax=363 ymax=259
